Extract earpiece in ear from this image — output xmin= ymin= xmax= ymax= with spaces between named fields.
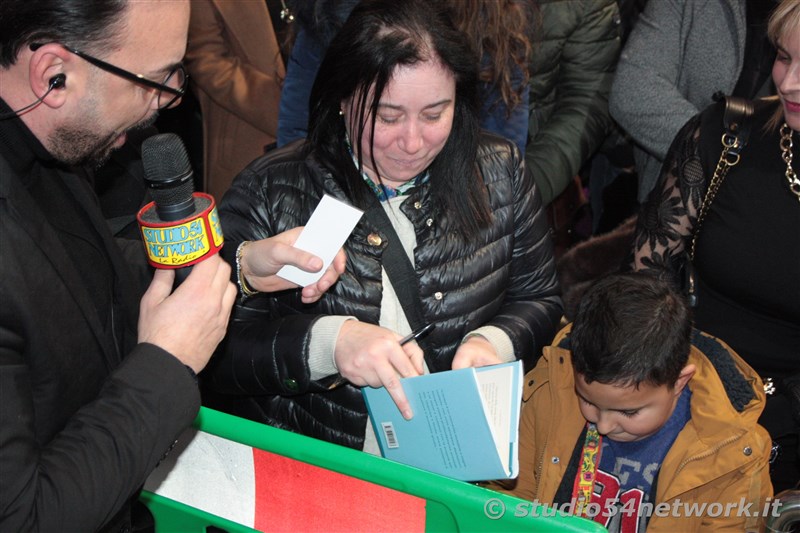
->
xmin=49 ymin=74 xmax=66 ymax=90
xmin=0 ymin=74 xmax=68 ymax=120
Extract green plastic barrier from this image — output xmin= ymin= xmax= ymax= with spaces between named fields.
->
xmin=141 ymin=407 xmax=604 ymax=532
xmin=140 ymin=493 xmax=258 ymax=533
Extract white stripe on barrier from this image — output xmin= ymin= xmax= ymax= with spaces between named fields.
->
xmin=144 ymin=428 xmax=256 ymax=527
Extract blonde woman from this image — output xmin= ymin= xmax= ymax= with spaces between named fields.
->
xmin=630 ymin=0 xmax=800 ymax=492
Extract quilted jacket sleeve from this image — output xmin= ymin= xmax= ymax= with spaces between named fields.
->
xmin=204 ymin=161 xmax=337 ymax=396
xmin=478 ymin=142 xmax=563 ymax=369
xmin=525 ymin=0 xmax=621 ymax=204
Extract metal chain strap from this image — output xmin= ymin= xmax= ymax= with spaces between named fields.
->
xmin=779 ymin=123 xmax=800 ymax=203
xmin=689 ymin=131 xmax=742 ymax=261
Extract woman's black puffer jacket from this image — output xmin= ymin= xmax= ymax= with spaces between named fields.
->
xmin=205 ymin=134 xmax=563 ymax=449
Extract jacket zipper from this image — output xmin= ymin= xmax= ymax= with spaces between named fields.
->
xmin=533 ymin=371 xmax=555 ymax=497
xmin=673 ymin=431 xmax=746 ymax=487
xmin=534 ymin=432 xmax=548 ymax=497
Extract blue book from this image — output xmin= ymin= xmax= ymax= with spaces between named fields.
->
xmin=362 ymin=360 xmax=523 ymax=482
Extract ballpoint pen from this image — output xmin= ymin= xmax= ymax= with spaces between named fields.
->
xmin=398 ymin=323 xmax=435 ymax=345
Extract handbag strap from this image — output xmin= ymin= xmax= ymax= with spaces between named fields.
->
xmin=363 ymin=201 xmax=427 ymax=331
xmin=689 ymin=96 xmax=755 ymax=261
xmin=685 ymin=96 xmax=754 ymax=307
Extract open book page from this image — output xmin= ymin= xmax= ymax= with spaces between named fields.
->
xmin=475 ymin=364 xmax=515 ymax=473
xmin=475 ymin=361 xmax=522 ymax=476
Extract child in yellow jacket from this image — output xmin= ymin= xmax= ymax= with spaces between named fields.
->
xmin=489 ymin=272 xmax=773 ymax=532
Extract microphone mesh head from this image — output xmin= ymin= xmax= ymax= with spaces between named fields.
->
xmin=141 ymin=133 xmax=194 ymax=207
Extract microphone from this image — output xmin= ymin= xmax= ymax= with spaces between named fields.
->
xmin=137 ymin=133 xmax=224 ymax=286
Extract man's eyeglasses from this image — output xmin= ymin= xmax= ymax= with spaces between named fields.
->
xmin=30 ymin=43 xmax=187 ymax=110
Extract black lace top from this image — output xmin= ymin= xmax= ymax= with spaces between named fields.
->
xmin=631 ymin=97 xmax=800 ymax=376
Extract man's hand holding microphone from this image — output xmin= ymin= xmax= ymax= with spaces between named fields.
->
xmin=136 ymin=133 xmax=344 ymax=373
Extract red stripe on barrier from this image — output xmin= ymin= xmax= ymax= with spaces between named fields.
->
xmin=252 ymin=448 xmax=426 ymax=532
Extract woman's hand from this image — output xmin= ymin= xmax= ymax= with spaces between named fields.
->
xmin=334 ymin=321 xmax=425 ymax=419
xmin=451 ymin=335 xmax=503 ymax=370
xmin=240 ymin=226 xmax=346 ymax=303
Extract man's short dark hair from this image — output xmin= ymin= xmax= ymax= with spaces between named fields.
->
xmin=0 ymin=0 xmax=127 ymax=68
xmin=570 ymin=272 xmax=692 ymax=388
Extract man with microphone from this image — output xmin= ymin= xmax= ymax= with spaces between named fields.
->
xmin=0 ymin=1 xmax=344 ymax=531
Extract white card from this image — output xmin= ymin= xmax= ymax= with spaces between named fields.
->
xmin=277 ymin=195 xmax=363 ymax=286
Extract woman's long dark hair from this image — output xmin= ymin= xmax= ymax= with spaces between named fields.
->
xmin=307 ymin=0 xmax=492 ymax=233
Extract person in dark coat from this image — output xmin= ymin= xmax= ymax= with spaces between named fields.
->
xmin=207 ymin=0 xmax=562 ymax=452
xmin=0 ymin=1 xmax=341 ymax=529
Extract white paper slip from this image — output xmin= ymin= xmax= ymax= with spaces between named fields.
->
xmin=277 ymin=194 xmax=363 ymax=286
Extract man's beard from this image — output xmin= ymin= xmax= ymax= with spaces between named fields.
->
xmin=48 ymin=112 xmax=158 ymax=169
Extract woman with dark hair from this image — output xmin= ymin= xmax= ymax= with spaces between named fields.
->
xmin=206 ymin=0 xmax=562 ymax=451
xmin=277 ymin=0 xmax=532 ymax=154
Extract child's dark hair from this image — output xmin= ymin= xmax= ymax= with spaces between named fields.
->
xmin=570 ymin=272 xmax=692 ymax=388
